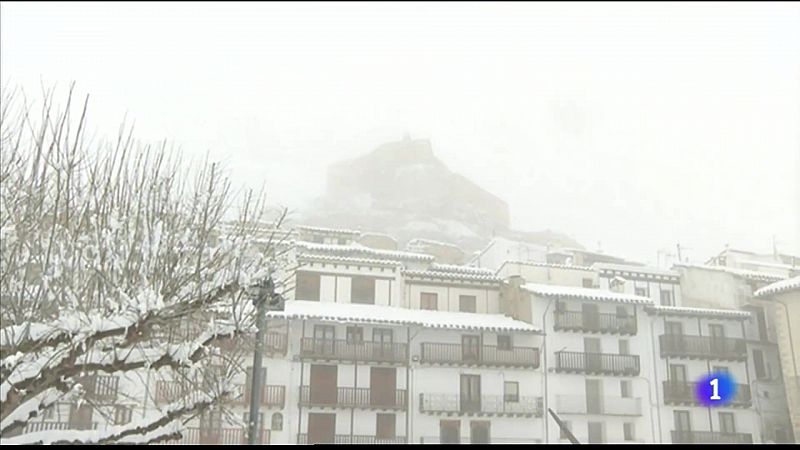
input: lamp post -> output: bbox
[248,268,284,445]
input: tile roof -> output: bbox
[754,276,800,298]
[644,305,752,319]
[673,263,786,283]
[523,283,654,305]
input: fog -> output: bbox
[2,2,798,264]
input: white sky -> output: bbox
[2,2,799,265]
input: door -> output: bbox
[199,410,222,444]
[309,365,337,405]
[669,364,689,400]
[376,414,396,440]
[373,328,393,359]
[370,367,397,407]
[719,412,736,434]
[314,325,335,356]
[462,335,481,362]
[244,366,266,405]
[586,379,603,414]
[587,422,604,443]
[665,321,684,351]
[470,421,490,444]
[440,420,460,444]
[584,337,602,372]
[460,374,481,412]
[709,324,725,353]
[307,413,336,444]
[582,303,600,331]
[68,403,94,430]
[673,410,692,442]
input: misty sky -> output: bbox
[2,2,799,265]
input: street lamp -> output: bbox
[248,269,285,445]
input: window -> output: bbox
[753,349,767,379]
[346,326,363,344]
[587,422,604,443]
[623,423,635,441]
[459,295,477,313]
[616,306,629,317]
[665,322,683,335]
[560,421,572,440]
[43,404,56,420]
[634,286,648,297]
[440,420,460,444]
[271,412,283,431]
[620,380,631,398]
[114,406,132,425]
[504,381,519,402]
[351,276,376,304]
[295,272,321,301]
[618,340,629,355]
[719,412,736,434]
[713,366,729,373]
[337,238,348,245]
[376,413,395,439]
[582,278,594,288]
[421,292,438,311]
[660,290,674,306]
[497,335,512,351]
[373,328,393,345]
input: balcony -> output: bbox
[419,437,542,444]
[299,386,407,410]
[671,430,753,444]
[554,311,637,335]
[300,338,407,364]
[162,427,270,445]
[419,394,543,418]
[663,381,752,408]
[556,395,642,416]
[217,332,288,356]
[554,351,640,376]
[77,374,118,403]
[235,384,286,408]
[297,434,407,444]
[659,335,747,361]
[420,343,540,369]
[24,421,98,433]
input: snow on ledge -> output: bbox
[755,276,800,298]
[523,283,654,305]
[644,305,752,319]
[267,300,540,333]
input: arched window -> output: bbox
[271,412,283,431]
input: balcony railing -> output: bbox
[300,338,407,363]
[663,381,752,407]
[555,395,642,416]
[160,427,270,445]
[419,437,543,444]
[154,380,191,404]
[236,384,286,408]
[299,386,407,410]
[554,311,637,335]
[419,394,543,417]
[420,343,540,368]
[77,375,118,403]
[671,430,753,444]
[555,351,640,376]
[297,434,407,444]
[216,332,288,356]
[23,421,94,433]
[659,335,747,361]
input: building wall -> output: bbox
[405,282,500,314]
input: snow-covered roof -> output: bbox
[295,225,362,236]
[523,283,654,305]
[295,241,435,262]
[429,264,495,277]
[267,300,540,333]
[407,238,462,250]
[754,276,800,298]
[594,262,679,278]
[644,305,752,320]
[674,263,786,283]
[498,260,596,273]
[404,269,502,284]
[297,253,403,268]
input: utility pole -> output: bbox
[248,268,284,445]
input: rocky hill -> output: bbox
[301,136,582,258]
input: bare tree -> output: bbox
[0,84,291,444]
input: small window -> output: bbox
[421,292,438,311]
[660,290,674,306]
[497,335,512,351]
[295,272,321,301]
[114,406,132,425]
[620,380,631,398]
[719,412,736,434]
[351,276,376,304]
[271,412,283,431]
[753,350,767,379]
[619,340,629,355]
[337,238,348,245]
[634,286,648,297]
[459,295,477,313]
[623,423,635,441]
[43,404,56,420]
[582,278,594,288]
[504,381,519,402]
[346,326,364,344]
